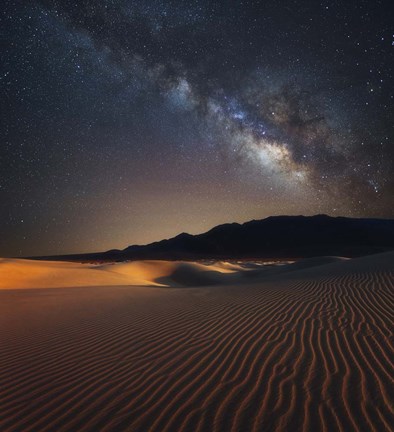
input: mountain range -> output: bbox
[33,215,394,262]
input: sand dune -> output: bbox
[0,257,348,290]
[0,259,245,289]
[0,252,393,431]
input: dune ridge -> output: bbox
[0,252,393,431]
[0,258,257,289]
[0,256,351,290]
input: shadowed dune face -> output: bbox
[0,252,393,431]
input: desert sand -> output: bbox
[0,252,393,431]
[0,258,258,289]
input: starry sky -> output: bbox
[1,0,394,257]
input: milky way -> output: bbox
[1,0,393,256]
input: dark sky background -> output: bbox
[1,0,393,257]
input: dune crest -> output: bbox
[0,259,223,289]
[0,258,278,289]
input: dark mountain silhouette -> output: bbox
[32,215,394,262]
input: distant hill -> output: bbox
[32,215,394,262]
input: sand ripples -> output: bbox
[0,258,393,431]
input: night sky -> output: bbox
[1,0,393,257]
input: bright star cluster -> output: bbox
[1,0,393,256]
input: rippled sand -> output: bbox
[0,252,393,431]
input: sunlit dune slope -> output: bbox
[1,253,392,290]
[0,258,250,289]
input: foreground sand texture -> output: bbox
[0,253,393,431]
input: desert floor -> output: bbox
[0,252,393,431]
